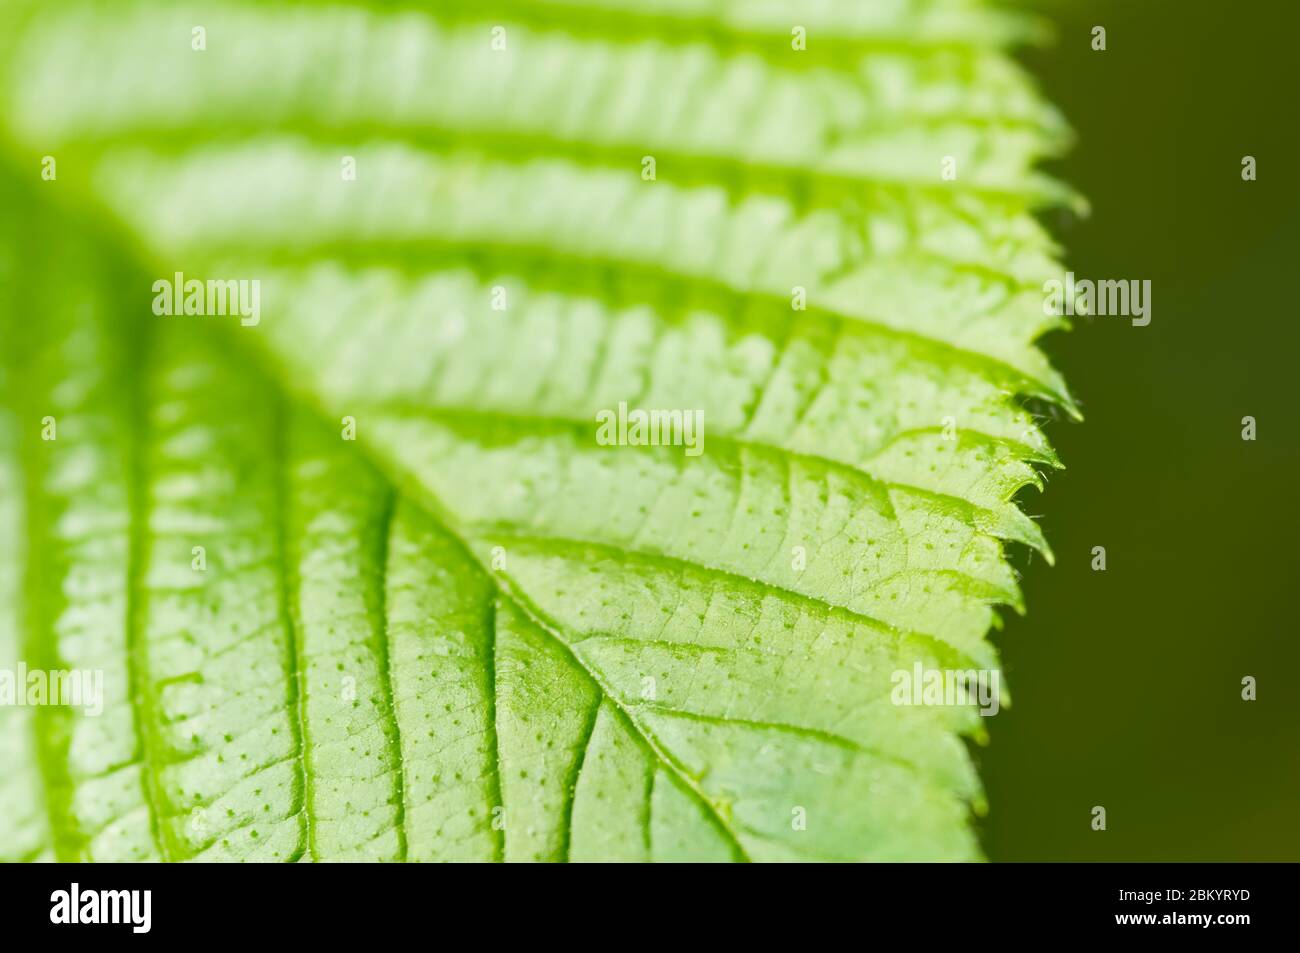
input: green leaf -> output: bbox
[0,0,1072,861]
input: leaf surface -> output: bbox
[0,0,1071,861]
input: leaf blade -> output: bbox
[0,0,1073,861]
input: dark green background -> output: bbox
[978,0,1299,860]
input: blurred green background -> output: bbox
[979,0,1300,860]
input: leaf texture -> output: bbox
[0,0,1072,861]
